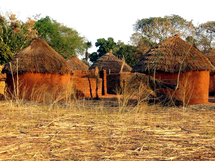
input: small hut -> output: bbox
[2,38,72,100]
[206,48,215,94]
[132,34,214,105]
[89,50,133,94]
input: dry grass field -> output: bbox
[0,98,215,160]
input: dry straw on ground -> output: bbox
[0,99,214,160]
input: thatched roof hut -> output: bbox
[67,55,88,71]
[2,38,72,75]
[132,35,214,105]
[132,34,214,74]
[89,50,132,73]
[2,38,72,101]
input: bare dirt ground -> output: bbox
[0,98,215,160]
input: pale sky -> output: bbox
[1,0,215,53]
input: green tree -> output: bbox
[0,13,37,55]
[134,15,195,42]
[90,37,139,67]
[115,44,137,67]
[186,36,196,45]
[89,37,117,62]
[84,41,92,62]
[196,21,215,53]
[130,33,158,55]
[0,41,13,65]
[89,52,99,63]
[96,37,117,56]
[34,16,86,59]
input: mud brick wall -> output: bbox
[72,70,88,77]
[70,75,102,98]
[155,71,210,105]
[6,73,71,101]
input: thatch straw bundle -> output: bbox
[2,38,72,75]
[132,35,214,74]
[67,55,88,71]
[89,51,132,73]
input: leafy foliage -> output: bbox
[0,41,13,65]
[133,14,215,55]
[34,16,86,59]
[96,37,117,57]
[115,44,137,67]
[90,37,138,67]
[186,36,197,45]
[89,37,117,62]
[89,52,99,63]
[134,15,195,42]
[130,33,158,55]
[0,13,37,55]
[84,41,92,63]
[195,21,215,53]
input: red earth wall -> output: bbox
[6,73,71,101]
[155,71,210,105]
[70,75,102,98]
[71,70,105,97]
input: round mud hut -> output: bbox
[89,50,133,94]
[206,48,215,95]
[67,55,88,71]
[132,34,214,105]
[2,38,72,101]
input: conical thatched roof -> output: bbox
[132,35,214,74]
[89,50,132,73]
[2,38,72,75]
[67,55,88,71]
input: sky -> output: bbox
[1,0,215,54]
